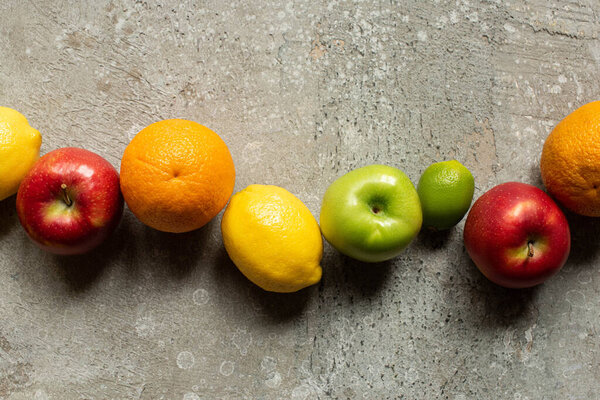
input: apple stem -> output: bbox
[61,184,73,207]
[527,241,534,258]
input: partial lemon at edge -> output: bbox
[0,107,42,201]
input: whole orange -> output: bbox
[540,101,600,217]
[120,119,235,233]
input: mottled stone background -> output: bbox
[1,0,600,399]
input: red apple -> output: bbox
[463,182,570,288]
[16,147,123,255]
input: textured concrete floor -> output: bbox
[1,0,600,399]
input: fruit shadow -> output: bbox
[416,227,454,251]
[563,209,600,267]
[212,247,312,322]
[332,251,394,297]
[138,216,215,281]
[53,214,133,294]
[0,195,19,239]
[460,256,538,329]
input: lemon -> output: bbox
[0,107,42,201]
[221,184,323,293]
[417,160,474,231]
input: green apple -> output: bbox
[320,164,422,262]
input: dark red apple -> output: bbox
[463,182,570,288]
[16,147,123,255]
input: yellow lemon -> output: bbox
[0,107,42,201]
[221,184,323,293]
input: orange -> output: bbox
[540,101,600,216]
[120,119,235,233]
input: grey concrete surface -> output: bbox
[1,0,600,399]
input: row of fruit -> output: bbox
[1,102,599,292]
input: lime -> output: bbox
[417,160,474,231]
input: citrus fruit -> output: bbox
[221,185,323,293]
[120,119,235,233]
[0,107,42,201]
[540,101,600,216]
[417,160,474,230]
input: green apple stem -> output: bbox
[527,241,534,258]
[61,184,73,207]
